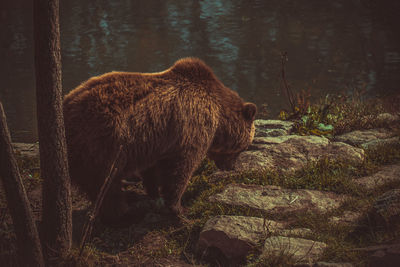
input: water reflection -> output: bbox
[0,0,399,142]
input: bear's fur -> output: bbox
[63,58,257,225]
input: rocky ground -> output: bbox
[8,113,400,266]
[196,117,400,266]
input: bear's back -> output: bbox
[64,58,224,110]
[64,72,167,110]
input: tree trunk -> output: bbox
[33,0,72,260]
[0,102,45,267]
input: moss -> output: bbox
[0,153,43,266]
[246,252,297,267]
[2,101,400,266]
[180,140,400,266]
[365,142,400,166]
[278,91,399,137]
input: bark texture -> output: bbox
[0,102,45,266]
[33,0,72,259]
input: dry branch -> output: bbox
[79,145,123,256]
[0,102,45,266]
[280,52,296,112]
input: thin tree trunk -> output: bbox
[0,102,45,267]
[33,0,72,259]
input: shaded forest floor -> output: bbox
[2,139,400,267]
[1,92,400,266]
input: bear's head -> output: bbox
[208,102,257,171]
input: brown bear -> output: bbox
[63,57,257,226]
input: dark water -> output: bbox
[1,0,399,142]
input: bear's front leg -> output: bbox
[141,167,161,199]
[98,180,133,226]
[158,149,206,216]
[98,177,148,227]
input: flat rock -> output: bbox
[230,135,364,174]
[354,242,400,267]
[376,113,400,124]
[209,184,346,215]
[197,215,314,260]
[361,136,400,150]
[370,189,400,228]
[353,164,400,189]
[334,128,395,147]
[262,236,327,263]
[12,142,39,158]
[254,119,294,137]
[295,262,354,267]
[197,215,286,259]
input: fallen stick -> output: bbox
[79,145,123,256]
[0,102,45,266]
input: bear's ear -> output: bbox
[243,102,257,121]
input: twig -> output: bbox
[289,195,299,204]
[295,240,316,263]
[0,207,7,224]
[262,216,273,238]
[79,145,123,256]
[280,52,296,113]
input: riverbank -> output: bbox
[2,112,400,266]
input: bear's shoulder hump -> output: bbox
[170,57,217,81]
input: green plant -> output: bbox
[278,89,397,137]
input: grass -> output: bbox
[276,90,400,137]
[179,142,400,266]
[4,142,400,266]
[1,93,400,266]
